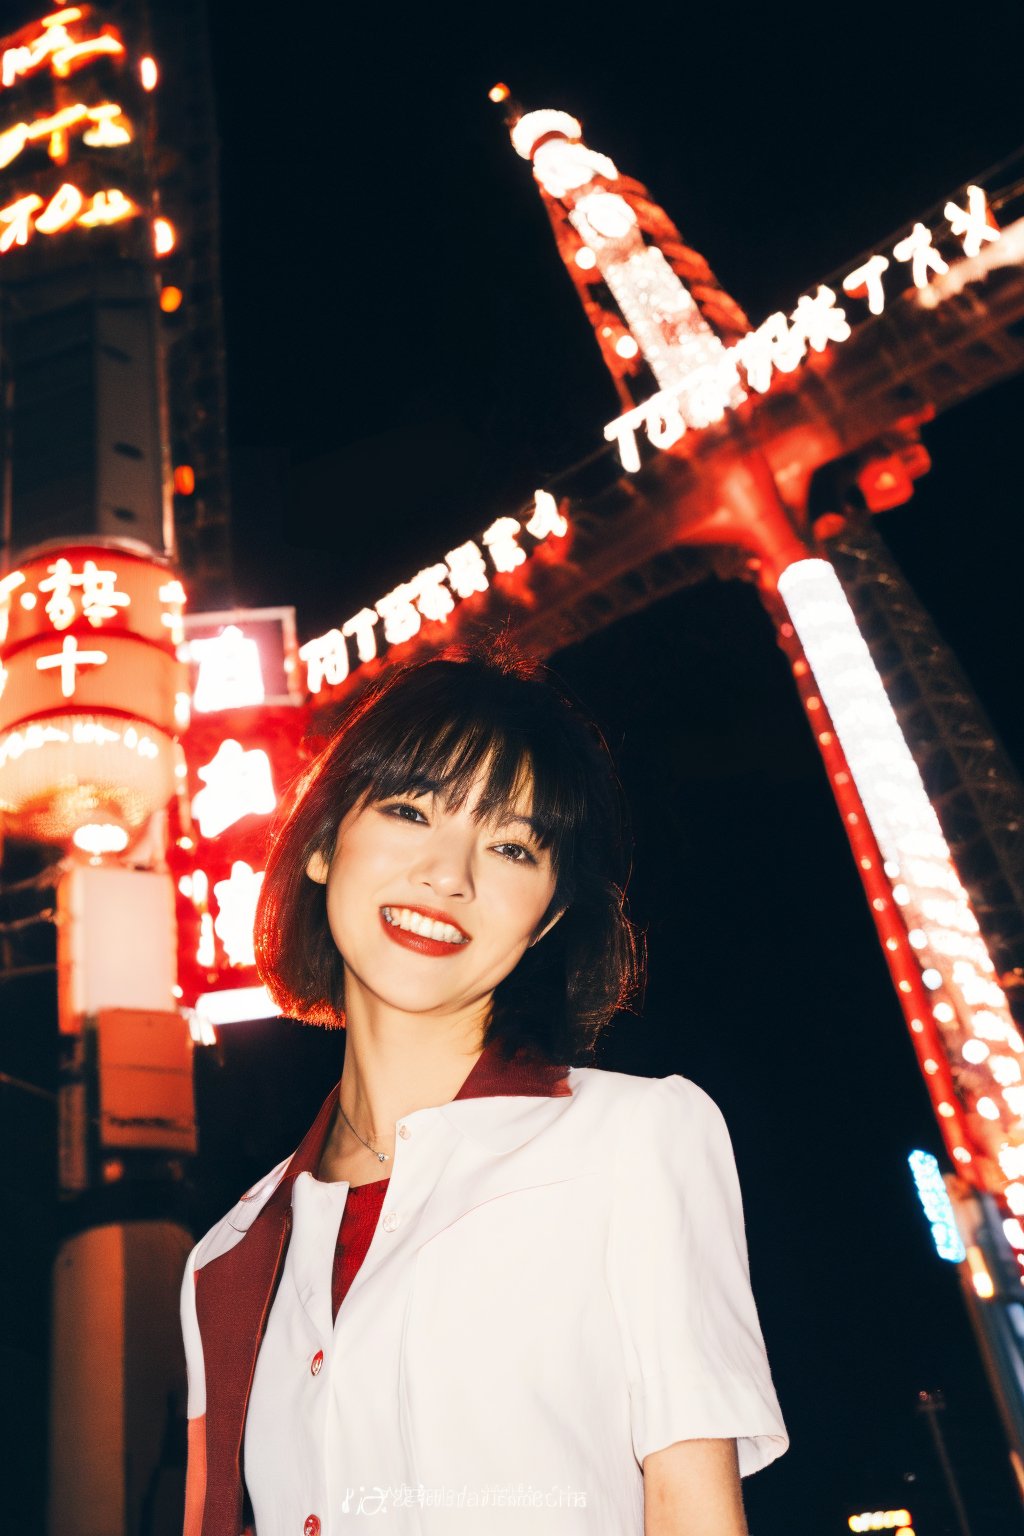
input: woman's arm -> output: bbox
[643,1437,748,1536]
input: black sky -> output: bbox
[200,3,1024,1530]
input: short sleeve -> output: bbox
[605,1074,789,1476]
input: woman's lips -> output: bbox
[379,909,470,957]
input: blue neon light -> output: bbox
[908,1149,967,1263]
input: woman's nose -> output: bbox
[412,829,475,900]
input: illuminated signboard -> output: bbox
[0,6,160,258]
[0,543,188,847]
[298,489,569,697]
[171,606,308,1024]
[602,186,1001,472]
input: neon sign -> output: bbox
[0,184,136,253]
[1,8,124,92]
[191,739,277,838]
[0,100,132,172]
[299,490,569,696]
[602,187,1001,472]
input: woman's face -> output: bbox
[305,761,563,1021]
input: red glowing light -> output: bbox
[160,285,183,313]
[174,465,195,496]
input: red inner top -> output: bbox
[325,1041,571,1321]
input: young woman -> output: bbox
[180,638,788,1536]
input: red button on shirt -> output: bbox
[310,1349,324,1376]
[303,1517,320,1536]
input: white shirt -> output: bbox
[181,1065,788,1534]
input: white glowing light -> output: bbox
[526,489,568,540]
[153,217,175,256]
[193,985,279,1026]
[778,557,1024,1174]
[574,246,597,270]
[445,541,490,599]
[412,564,456,623]
[893,222,949,289]
[0,569,25,643]
[842,254,890,316]
[532,139,618,197]
[482,517,526,573]
[212,861,264,968]
[1004,1218,1024,1251]
[376,580,422,645]
[944,185,999,258]
[789,285,852,352]
[1005,1183,1024,1215]
[339,609,376,663]
[140,55,158,91]
[192,739,277,839]
[73,821,130,855]
[510,110,582,160]
[572,191,637,242]
[615,334,640,359]
[37,557,130,630]
[34,182,83,233]
[188,625,265,712]
[299,628,349,693]
[36,634,108,696]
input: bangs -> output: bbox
[354,710,586,864]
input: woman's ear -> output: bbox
[306,849,330,885]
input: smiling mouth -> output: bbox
[380,906,471,945]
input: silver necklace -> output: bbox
[338,1100,390,1163]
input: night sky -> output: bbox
[194,4,1024,1531]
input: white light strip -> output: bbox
[192,985,279,1026]
[778,558,1024,1182]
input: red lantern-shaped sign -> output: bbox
[0,539,188,851]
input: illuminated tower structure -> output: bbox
[503,97,1024,1488]
[0,6,234,1531]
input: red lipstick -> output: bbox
[379,906,470,957]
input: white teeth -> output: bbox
[383,908,467,944]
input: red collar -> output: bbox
[287,1038,572,1182]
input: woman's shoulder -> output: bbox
[188,1150,295,1272]
[566,1064,730,1158]
[568,1063,724,1118]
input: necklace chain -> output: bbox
[338,1100,390,1163]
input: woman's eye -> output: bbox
[384,801,426,822]
[495,843,535,865]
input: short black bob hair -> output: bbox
[254,634,645,1065]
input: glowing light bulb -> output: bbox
[488,82,510,103]
[922,968,942,990]
[962,1039,990,1064]
[977,1097,1000,1120]
[140,56,158,90]
[967,1245,995,1297]
[160,285,182,313]
[574,246,597,270]
[615,334,639,359]
[153,216,175,256]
